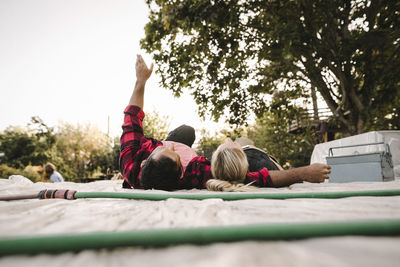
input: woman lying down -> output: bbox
[207,138,331,192]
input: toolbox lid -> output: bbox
[326,152,383,165]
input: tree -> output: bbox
[247,111,317,168]
[195,127,248,159]
[142,111,171,139]
[141,0,400,135]
[55,122,113,180]
[195,129,225,159]
[0,117,55,168]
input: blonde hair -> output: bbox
[209,144,255,192]
[206,179,257,192]
[211,146,248,183]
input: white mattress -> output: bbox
[1,175,400,267]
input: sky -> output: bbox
[0,0,225,138]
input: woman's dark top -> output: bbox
[243,147,280,172]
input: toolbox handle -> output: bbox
[328,142,391,157]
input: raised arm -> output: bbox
[129,54,154,109]
[120,54,156,189]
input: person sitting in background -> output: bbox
[44,163,64,183]
[207,138,331,191]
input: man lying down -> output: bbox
[119,55,331,192]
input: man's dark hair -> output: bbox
[140,156,181,191]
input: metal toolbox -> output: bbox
[326,142,395,183]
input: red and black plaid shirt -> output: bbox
[119,105,273,189]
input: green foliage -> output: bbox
[0,117,55,168]
[247,112,317,168]
[55,122,114,180]
[21,165,42,183]
[143,111,171,139]
[111,136,121,173]
[195,129,225,159]
[142,0,400,135]
[0,164,43,182]
[0,164,22,178]
[0,117,121,182]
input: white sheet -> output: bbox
[1,175,400,267]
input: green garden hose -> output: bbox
[73,189,400,201]
[2,189,400,201]
[0,219,399,256]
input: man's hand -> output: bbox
[129,54,154,108]
[136,54,153,83]
[301,163,331,183]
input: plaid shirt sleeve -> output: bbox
[119,105,162,189]
[179,156,213,189]
[245,168,274,187]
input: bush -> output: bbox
[195,129,225,159]
[0,164,22,178]
[0,164,44,182]
[22,165,43,182]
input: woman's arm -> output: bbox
[269,163,331,187]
